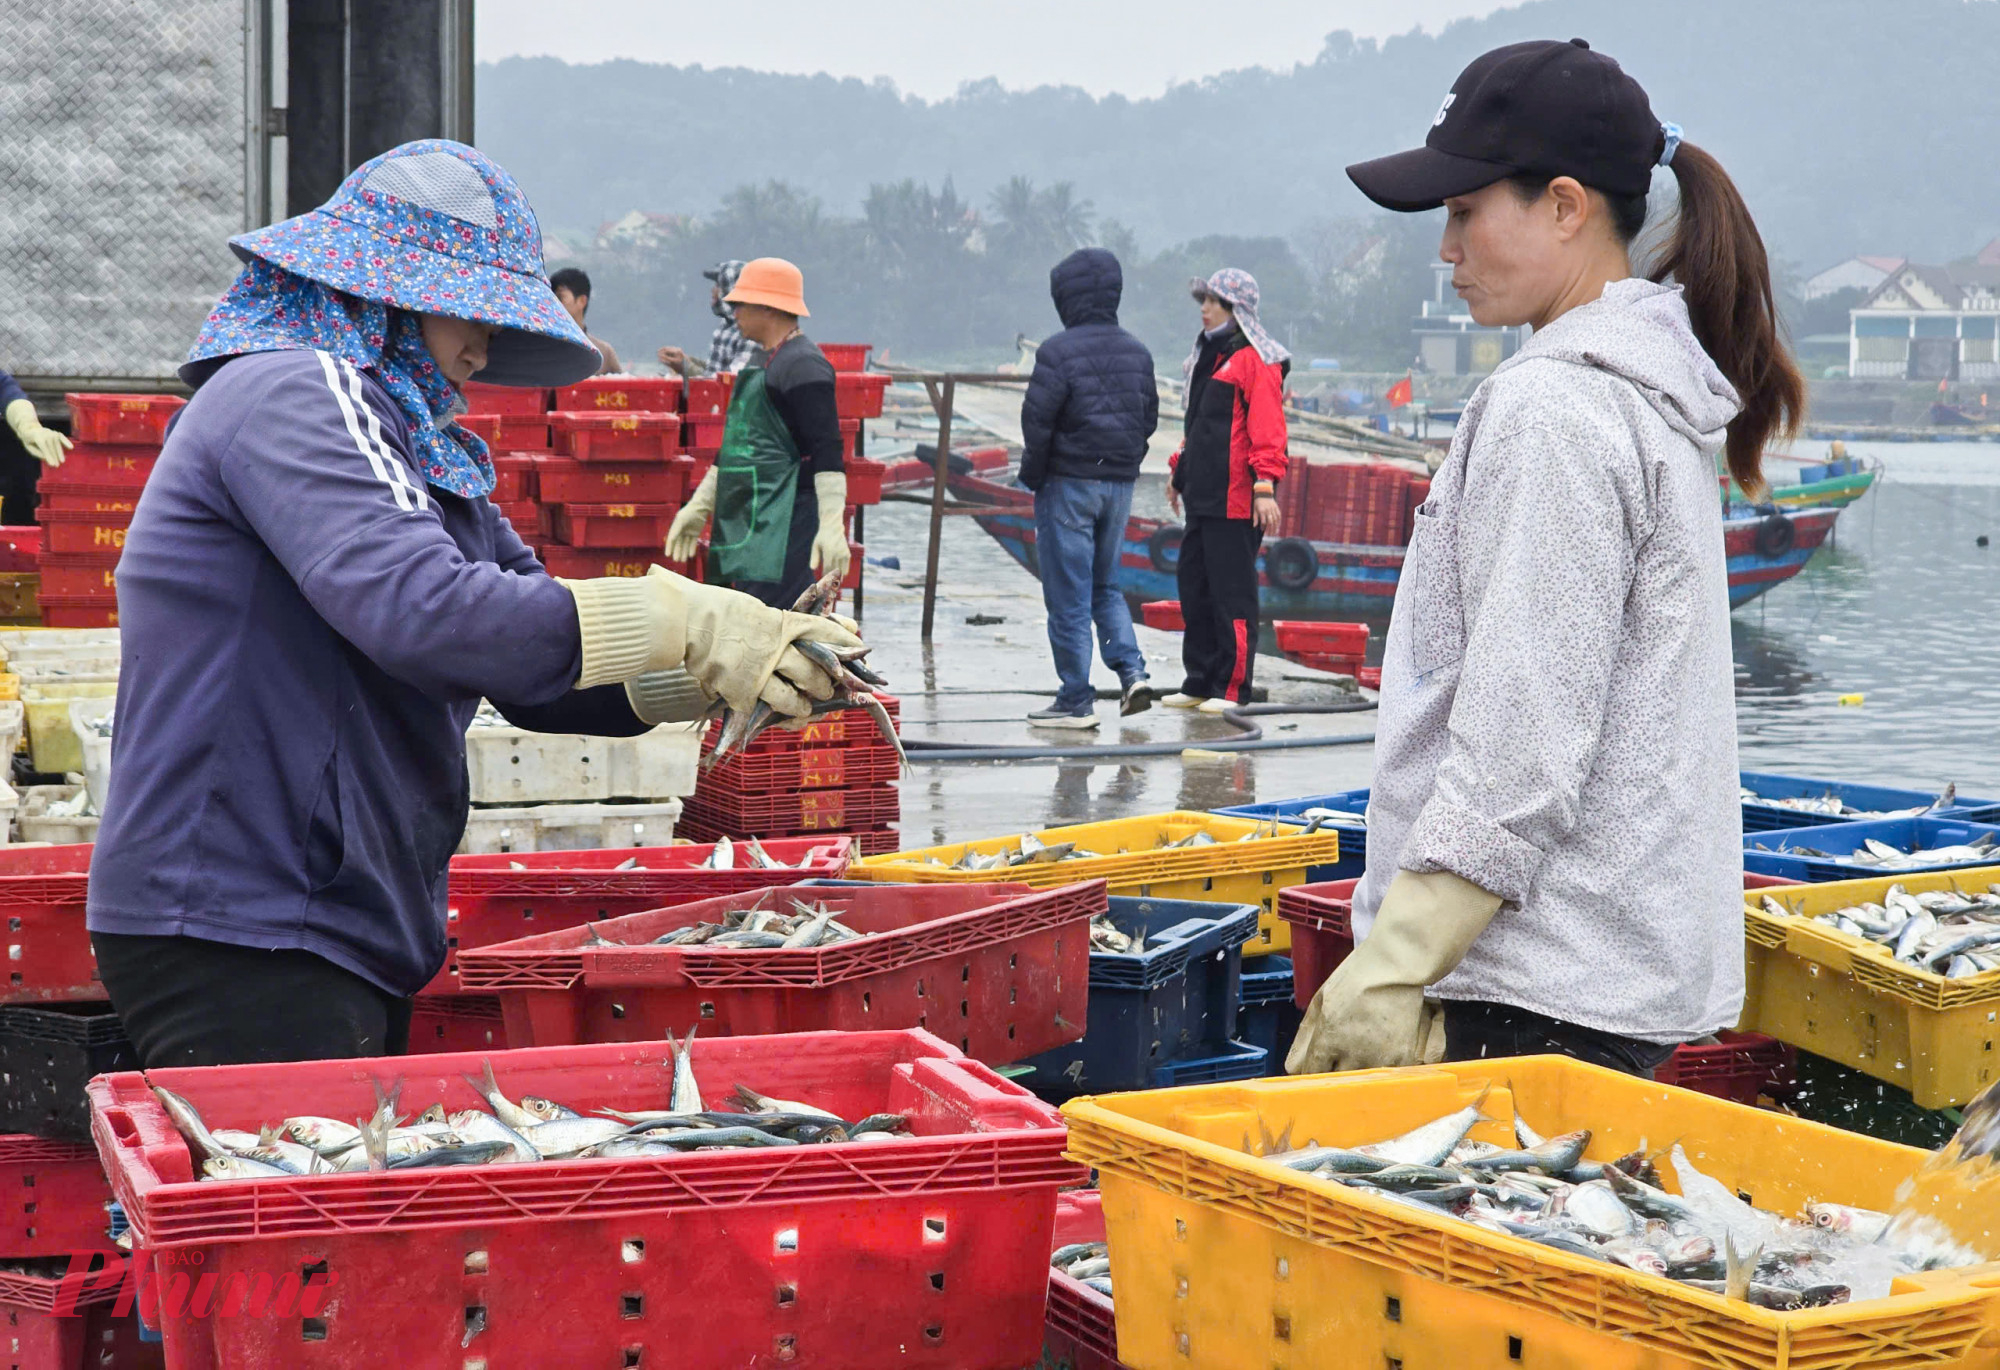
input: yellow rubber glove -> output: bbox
[566,567,862,717]
[5,400,70,468]
[1284,869,1503,1075]
[666,467,717,562]
[810,471,850,584]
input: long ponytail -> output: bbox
[1647,143,1804,498]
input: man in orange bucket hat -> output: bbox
[667,257,850,605]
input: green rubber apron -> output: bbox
[707,366,799,585]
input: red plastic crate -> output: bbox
[840,417,861,460]
[0,526,40,571]
[684,412,727,454]
[406,994,509,1053]
[1139,601,1184,632]
[0,847,97,1003]
[1273,621,1368,658]
[34,556,119,599]
[703,742,903,794]
[847,458,886,505]
[835,372,892,420]
[551,411,680,462]
[460,380,550,416]
[455,411,551,451]
[683,377,730,417]
[550,503,676,548]
[1652,1031,1797,1105]
[87,1032,1084,1370]
[1289,651,1364,677]
[489,455,536,503]
[34,509,131,556]
[701,694,900,756]
[819,343,872,373]
[1277,878,1358,1012]
[0,1134,114,1259]
[459,882,1101,1063]
[1047,1190,1126,1370]
[63,394,183,447]
[433,837,853,995]
[0,1259,159,1370]
[492,500,546,538]
[535,545,657,579]
[1357,666,1382,690]
[34,447,156,490]
[32,488,137,516]
[36,599,119,628]
[682,782,900,834]
[533,455,688,505]
[554,376,682,413]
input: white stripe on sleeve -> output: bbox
[312,351,417,514]
[338,357,429,513]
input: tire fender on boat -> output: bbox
[1265,537,1320,591]
[1753,509,1796,559]
[1147,524,1184,572]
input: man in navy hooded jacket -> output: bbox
[1018,247,1159,727]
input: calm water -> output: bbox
[1734,441,2000,793]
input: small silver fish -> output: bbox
[670,1026,704,1113]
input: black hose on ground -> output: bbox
[899,700,1377,763]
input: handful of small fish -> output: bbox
[585,897,867,950]
[1050,1242,1112,1300]
[705,570,905,773]
[149,1030,914,1194]
[1740,782,1956,822]
[927,820,1318,873]
[1753,833,1999,872]
[1088,916,1143,955]
[1255,1095,1981,1306]
[1762,882,2000,978]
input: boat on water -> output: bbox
[944,467,1843,614]
[1728,449,1879,513]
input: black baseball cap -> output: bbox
[1347,39,1666,213]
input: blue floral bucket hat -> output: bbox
[221,139,598,388]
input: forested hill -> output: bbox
[480,0,2000,271]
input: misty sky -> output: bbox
[476,0,1512,100]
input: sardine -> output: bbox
[1354,1093,1489,1168]
[670,1027,704,1113]
[464,1060,542,1133]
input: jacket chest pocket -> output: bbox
[1408,504,1465,675]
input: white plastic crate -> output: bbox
[70,696,113,817]
[463,718,699,804]
[456,798,683,853]
[18,784,97,845]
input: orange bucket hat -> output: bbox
[723,257,810,317]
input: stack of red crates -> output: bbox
[36,394,185,627]
[680,694,902,855]
[1290,461,1421,549]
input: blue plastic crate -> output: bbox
[1214,789,1370,882]
[1148,1038,1267,1087]
[1743,815,2000,882]
[1236,955,1302,1075]
[1739,770,1997,833]
[1013,896,1260,1100]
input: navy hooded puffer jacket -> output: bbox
[1017,248,1159,490]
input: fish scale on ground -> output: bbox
[1762,882,2000,977]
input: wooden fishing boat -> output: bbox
[947,468,1842,614]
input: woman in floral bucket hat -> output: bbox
[85,140,860,1069]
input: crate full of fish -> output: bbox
[1062,1057,2000,1370]
[1012,897,1257,1099]
[434,836,852,994]
[88,1030,1083,1370]
[1046,1189,1127,1370]
[1743,868,2000,1108]
[457,880,1103,1063]
[1739,772,1997,832]
[850,812,1344,958]
[1214,791,1368,888]
[1744,816,2000,883]
[0,845,97,1003]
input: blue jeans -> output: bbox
[1034,475,1146,710]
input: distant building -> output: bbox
[1411,263,1526,376]
[1848,256,2000,381]
[593,211,688,252]
[1802,255,1903,301]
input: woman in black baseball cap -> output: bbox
[1289,39,1803,1080]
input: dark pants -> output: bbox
[733,482,821,609]
[1177,515,1262,703]
[1441,1000,1677,1078]
[91,932,412,1069]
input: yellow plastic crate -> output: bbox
[1062,1058,2000,1370]
[1742,865,2000,1109]
[848,811,1341,955]
[20,681,117,774]
[0,672,16,702]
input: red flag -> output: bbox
[1938,378,1949,394]
[1385,374,1414,409]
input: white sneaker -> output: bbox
[1026,705,1101,729]
[1160,693,1206,709]
[1196,697,1237,714]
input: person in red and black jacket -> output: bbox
[1164,268,1291,712]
